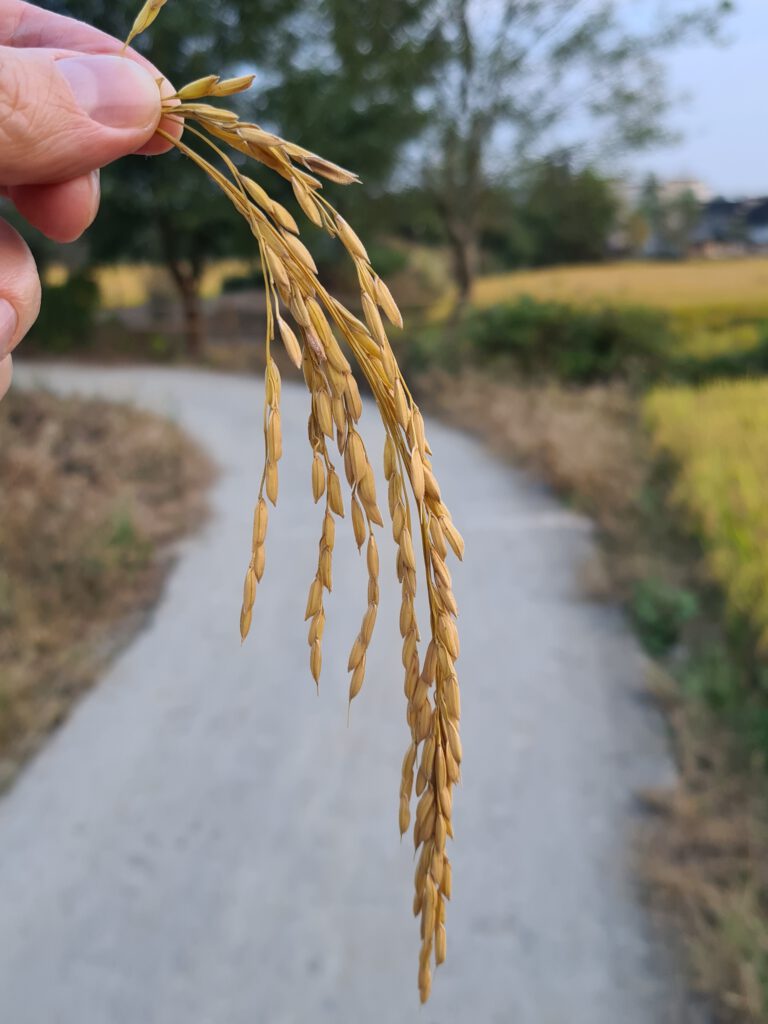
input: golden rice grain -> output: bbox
[211,74,256,97]
[177,74,219,101]
[124,0,166,47]
[311,454,325,502]
[277,317,302,368]
[351,495,367,550]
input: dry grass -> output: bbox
[418,368,644,533]
[0,390,211,789]
[417,370,673,604]
[639,667,768,1023]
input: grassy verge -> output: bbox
[639,664,768,1023]
[0,390,212,790]
[416,367,768,1023]
[416,368,640,511]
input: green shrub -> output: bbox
[220,268,264,292]
[364,243,408,279]
[28,272,99,353]
[462,296,672,383]
[681,645,744,711]
[630,577,699,656]
[680,644,768,758]
[667,328,768,384]
[673,322,762,360]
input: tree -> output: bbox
[419,0,732,304]
[47,0,445,352]
[255,0,445,229]
[665,189,702,258]
[636,174,701,258]
[85,152,251,356]
[45,0,301,353]
[637,174,665,256]
[520,158,618,266]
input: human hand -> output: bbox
[0,0,179,398]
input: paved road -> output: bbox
[2,365,688,1023]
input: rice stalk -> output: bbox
[126,8,464,1002]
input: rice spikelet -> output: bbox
[126,3,464,1002]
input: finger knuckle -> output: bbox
[0,56,22,136]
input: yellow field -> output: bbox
[44,259,252,309]
[469,259,768,317]
[51,255,768,320]
[645,380,768,646]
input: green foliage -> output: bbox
[258,0,444,226]
[681,644,744,711]
[419,0,729,295]
[27,273,99,353]
[220,269,265,294]
[46,0,295,347]
[365,244,409,279]
[46,0,444,351]
[634,174,702,258]
[679,644,768,759]
[308,239,410,292]
[674,323,762,359]
[460,297,672,383]
[147,334,174,360]
[517,161,618,267]
[479,162,618,271]
[407,294,768,389]
[107,509,152,569]
[630,577,699,656]
[667,328,768,384]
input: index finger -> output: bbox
[1,0,180,154]
[4,0,142,59]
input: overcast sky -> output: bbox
[631,0,767,197]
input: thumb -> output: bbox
[0,49,163,187]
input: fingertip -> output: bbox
[0,220,42,356]
[8,172,100,243]
[135,78,182,156]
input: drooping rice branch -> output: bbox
[133,26,463,1001]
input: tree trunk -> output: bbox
[158,220,205,357]
[447,225,478,309]
[440,215,479,317]
[175,270,204,358]
[432,192,479,312]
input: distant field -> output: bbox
[48,256,768,335]
[470,259,768,318]
[45,259,252,310]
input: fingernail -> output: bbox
[57,55,161,130]
[0,355,12,401]
[89,169,101,224]
[0,299,18,356]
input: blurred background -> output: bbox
[4,0,768,1021]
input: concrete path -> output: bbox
[1,364,687,1023]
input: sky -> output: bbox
[632,0,768,197]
